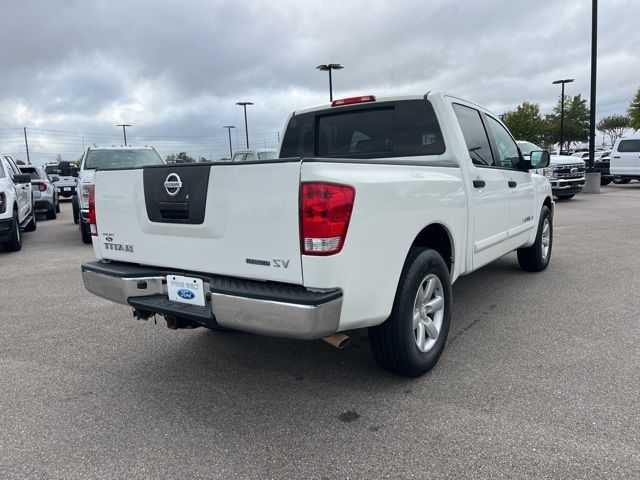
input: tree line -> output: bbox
[504,87,640,150]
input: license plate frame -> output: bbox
[63,187,71,191]
[167,275,206,306]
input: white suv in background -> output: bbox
[230,148,278,162]
[610,135,640,184]
[74,146,165,243]
[0,155,36,252]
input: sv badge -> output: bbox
[272,259,290,268]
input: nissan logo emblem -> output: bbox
[164,173,182,196]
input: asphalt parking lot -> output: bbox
[2,186,640,479]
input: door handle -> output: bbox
[613,156,621,159]
[508,180,517,188]
[473,179,486,188]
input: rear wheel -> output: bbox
[80,222,92,244]
[555,194,574,200]
[613,176,631,184]
[517,206,552,272]
[46,203,57,220]
[55,199,60,213]
[72,196,79,224]
[1,213,22,252]
[601,177,612,186]
[24,208,37,232]
[369,248,451,377]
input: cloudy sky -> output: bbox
[0,0,638,164]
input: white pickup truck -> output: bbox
[82,92,553,377]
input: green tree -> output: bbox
[176,152,195,163]
[597,114,631,147]
[543,94,590,151]
[628,87,640,132]
[503,101,545,144]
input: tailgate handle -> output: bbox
[158,201,189,220]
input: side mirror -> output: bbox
[13,173,32,184]
[530,150,550,168]
[50,176,60,182]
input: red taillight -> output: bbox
[300,182,355,255]
[331,95,376,107]
[88,184,97,236]
[38,181,47,192]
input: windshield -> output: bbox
[516,141,540,156]
[257,151,277,160]
[84,149,164,169]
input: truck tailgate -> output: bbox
[93,161,304,284]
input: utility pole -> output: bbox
[82,136,85,151]
[588,0,598,170]
[236,102,253,149]
[23,127,31,165]
[116,124,131,146]
[223,125,236,159]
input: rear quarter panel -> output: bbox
[301,161,466,330]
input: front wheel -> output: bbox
[601,177,612,186]
[517,206,552,272]
[24,209,37,232]
[555,194,574,200]
[368,248,452,377]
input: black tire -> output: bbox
[600,177,612,186]
[72,196,79,224]
[368,248,452,377]
[612,176,631,184]
[55,200,60,213]
[1,213,22,252]
[517,206,552,272]
[555,194,574,200]
[46,203,57,220]
[80,222,92,244]
[24,209,37,232]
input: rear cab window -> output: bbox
[617,140,640,152]
[84,149,164,170]
[280,100,446,159]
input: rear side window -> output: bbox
[618,140,640,152]
[280,100,445,159]
[453,103,494,167]
[45,165,58,175]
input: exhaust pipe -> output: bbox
[322,333,351,349]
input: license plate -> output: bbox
[167,275,205,306]
[63,187,71,191]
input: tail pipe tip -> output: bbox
[322,333,351,349]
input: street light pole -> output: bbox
[552,79,574,154]
[588,0,598,170]
[116,124,131,146]
[316,64,343,102]
[223,125,236,159]
[236,102,253,149]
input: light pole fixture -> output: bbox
[552,79,574,154]
[223,125,236,159]
[588,0,598,170]
[316,63,343,102]
[236,102,253,149]
[116,124,131,146]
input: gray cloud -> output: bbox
[0,0,638,163]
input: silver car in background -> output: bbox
[19,165,60,220]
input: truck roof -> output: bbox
[87,145,156,150]
[291,91,491,117]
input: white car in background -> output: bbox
[230,148,278,162]
[518,141,585,200]
[0,155,36,251]
[610,135,640,184]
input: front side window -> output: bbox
[244,153,256,161]
[0,161,5,178]
[84,149,164,170]
[231,153,246,162]
[452,104,494,167]
[486,116,521,168]
[618,139,640,153]
[516,141,540,156]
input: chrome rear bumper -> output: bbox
[81,262,342,340]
